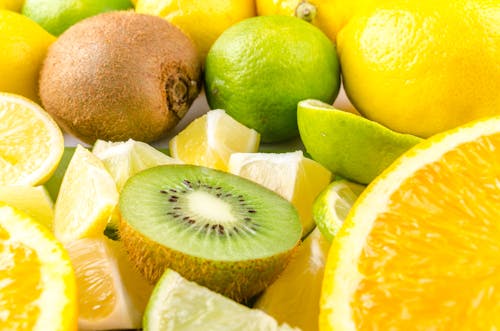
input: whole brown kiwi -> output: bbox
[39,11,201,144]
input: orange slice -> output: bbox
[0,203,77,330]
[320,116,500,330]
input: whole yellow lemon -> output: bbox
[337,0,500,137]
[256,0,385,42]
[135,0,255,62]
[0,10,55,102]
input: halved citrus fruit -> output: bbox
[0,92,64,186]
[0,203,77,330]
[320,116,500,330]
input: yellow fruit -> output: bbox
[65,237,153,330]
[228,150,331,235]
[0,203,77,330]
[92,138,181,192]
[256,0,383,42]
[0,10,55,101]
[135,0,255,62]
[255,228,331,331]
[337,0,500,137]
[320,116,500,330]
[0,0,24,11]
[0,185,53,229]
[53,145,119,244]
[169,109,260,171]
[0,92,64,186]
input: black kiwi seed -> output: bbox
[118,164,302,302]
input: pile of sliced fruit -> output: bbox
[1,88,500,330]
[1,0,499,330]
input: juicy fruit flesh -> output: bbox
[120,165,302,261]
[144,269,299,331]
[0,224,42,329]
[119,164,302,301]
[0,93,64,186]
[169,109,260,171]
[0,204,77,331]
[69,239,117,320]
[353,133,500,329]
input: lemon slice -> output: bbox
[0,185,53,229]
[65,237,153,330]
[169,109,260,171]
[228,150,332,235]
[53,145,118,244]
[312,178,365,242]
[0,203,77,330]
[255,228,331,331]
[0,92,64,186]
[143,268,300,331]
[321,116,500,330]
[92,138,181,192]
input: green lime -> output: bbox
[22,0,133,36]
[297,99,423,184]
[313,178,365,242]
[205,15,340,143]
[143,268,300,330]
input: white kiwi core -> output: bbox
[186,191,237,224]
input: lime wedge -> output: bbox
[313,179,365,242]
[143,269,300,331]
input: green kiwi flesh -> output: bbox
[118,164,302,302]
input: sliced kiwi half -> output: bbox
[118,164,302,303]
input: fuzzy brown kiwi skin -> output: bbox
[118,215,300,304]
[39,11,201,144]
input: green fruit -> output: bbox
[22,0,133,36]
[297,99,423,184]
[118,164,302,303]
[143,268,300,331]
[39,11,201,144]
[205,15,340,143]
[312,178,365,242]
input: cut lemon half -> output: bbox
[53,145,119,244]
[0,203,77,331]
[169,109,260,171]
[255,228,331,331]
[143,268,300,331]
[313,178,365,242]
[229,150,332,235]
[92,138,181,192]
[66,237,153,330]
[0,92,64,186]
[320,116,500,330]
[0,185,53,230]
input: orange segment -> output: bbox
[320,116,500,330]
[0,203,77,331]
